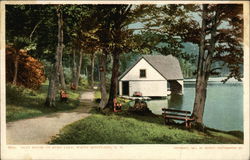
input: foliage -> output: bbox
[78,77,89,89]
[180,4,243,81]
[6,82,80,122]
[49,114,243,144]
[187,4,243,124]
[179,58,196,78]
[6,45,46,89]
[63,67,72,84]
[127,5,198,78]
[40,59,52,79]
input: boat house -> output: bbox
[118,55,184,97]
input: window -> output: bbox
[140,69,146,78]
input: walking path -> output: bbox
[6,91,95,144]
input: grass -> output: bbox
[6,82,81,122]
[49,114,243,144]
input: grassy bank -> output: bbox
[6,82,81,122]
[50,113,243,144]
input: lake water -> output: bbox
[129,81,243,131]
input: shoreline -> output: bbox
[184,76,243,83]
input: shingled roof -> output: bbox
[119,55,183,80]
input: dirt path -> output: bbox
[6,91,95,144]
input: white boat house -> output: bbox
[118,55,184,97]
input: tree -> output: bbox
[92,6,114,108]
[97,5,176,110]
[63,5,99,90]
[97,51,108,108]
[11,37,30,85]
[75,5,133,109]
[6,45,46,89]
[45,6,64,107]
[71,40,82,89]
[100,5,136,110]
[88,52,95,88]
[59,44,66,89]
[79,30,100,89]
[191,4,243,126]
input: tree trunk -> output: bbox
[102,7,130,110]
[45,70,58,107]
[76,51,83,88]
[45,7,64,107]
[71,47,77,87]
[59,59,66,89]
[71,44,83,90]
[71,49,76,76]
[75,50,83,89]
[192,4,208,125]
[98,53,108,108]
[58,9,65,90]
[192,76,208,124]
[12,50,19,85]
[105,48,121,110]
[88,53,95,88]
[192,4,217,127]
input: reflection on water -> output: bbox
[168,94,183,110]
[129,81,243,131]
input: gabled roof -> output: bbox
[119,55,184,80]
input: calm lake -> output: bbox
[129,80,243,131]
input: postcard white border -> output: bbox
[1,1,249,160]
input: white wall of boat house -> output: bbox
[119,58,171,97]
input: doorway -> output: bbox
[122,81,129,95]
[168,80,182,94]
